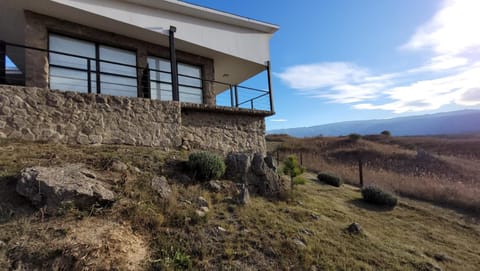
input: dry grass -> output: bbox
[1,139,480,270]
[268,134,480,213]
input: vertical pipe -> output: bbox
[229,85,234,107]
[95,45,101,94]
[169,26,179,101]
[266,61,274,113]
[0,41,6,84]
[234,85,239,107]
[87,60,91,94]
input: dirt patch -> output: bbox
[7,218,148,271]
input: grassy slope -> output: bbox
[0,139,479,270]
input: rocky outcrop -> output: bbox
[151,176,172,200]
[16,164,115,213]
[225,153,289,198]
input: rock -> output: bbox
[0,240,6,249]
[224,153,253,181]
[292,239,307,249]
[225,153,290,198]
[17,164,115,214]
[264,155,277,170]
[196,196,209,208]
[199,206,209,213]
[347,223,363,234]
[110,160,128,172]
[151,176,172,200]
[206,180,222,192]
[237,184,250,205]
[195,210,207,218]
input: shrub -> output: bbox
[293,176,307,185]
[187,152,225,182]
[348,133,362,142]
[317,173,343,187]
[282,155,305,189]
[361,186,398,207]
[380,130,391,136]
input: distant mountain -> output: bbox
[268,110,480,137]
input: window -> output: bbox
[148,56,203,103]
[49,34,95,93]
[49,34,137,97]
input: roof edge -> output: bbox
[119,0,279,34]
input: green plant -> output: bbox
[348,133,362,142]
[317,173,343,187]
[293,176,307,185]
[282,155,305,189]
[361,186,398,207]
[380,130,391,136]
[187,152,226,182]
[173,251,192,270]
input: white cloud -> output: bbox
[402,0,480,56]
[275,62,368,90]
[277,0,480,113]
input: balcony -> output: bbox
[0,40,274,114]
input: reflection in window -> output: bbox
[148,56,202,103]
[49,34,95,93]
[48,34,137,97]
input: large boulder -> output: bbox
[225,153,289,198]
[150,176,172,200]
[17,164,115,214]
[224,153,253,181]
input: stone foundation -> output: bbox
[0,85,269,154]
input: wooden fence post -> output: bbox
[358,159,364,187]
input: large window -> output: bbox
[148,56,203,103]
[49,34,137,97]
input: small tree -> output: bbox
[282,155,305,189]
[348,133,362,142]
[380,130,391,136]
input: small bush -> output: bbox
[380,130,391,136]
[361,186,398,207]
[348,133,362,142]
[317,173,343,187]
[187,152,226,182]
[293,176,307,185]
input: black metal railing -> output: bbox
[0,40,274,112]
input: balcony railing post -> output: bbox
[234,85,239,107]
[0,40,6,84]
[229,85,234,107]
[87,60,91,93]
[169,26,179,101]
[95,45,101,94]
[267,60,274,113]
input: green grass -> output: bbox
[0,140,479,270]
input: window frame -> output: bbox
[147,55,204,104]
[47,32,139,97]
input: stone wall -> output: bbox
[181,104,267,154]
[0,85,269,154]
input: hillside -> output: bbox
[268,109,480,137]
[0,139,479,270]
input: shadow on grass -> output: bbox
[0,175,36,224]
[347,198,396,212]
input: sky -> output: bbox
[184,0,480,131]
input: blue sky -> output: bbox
[185,0,480,130]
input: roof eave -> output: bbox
[120,0,279,34]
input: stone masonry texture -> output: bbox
[0,85,268,154]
